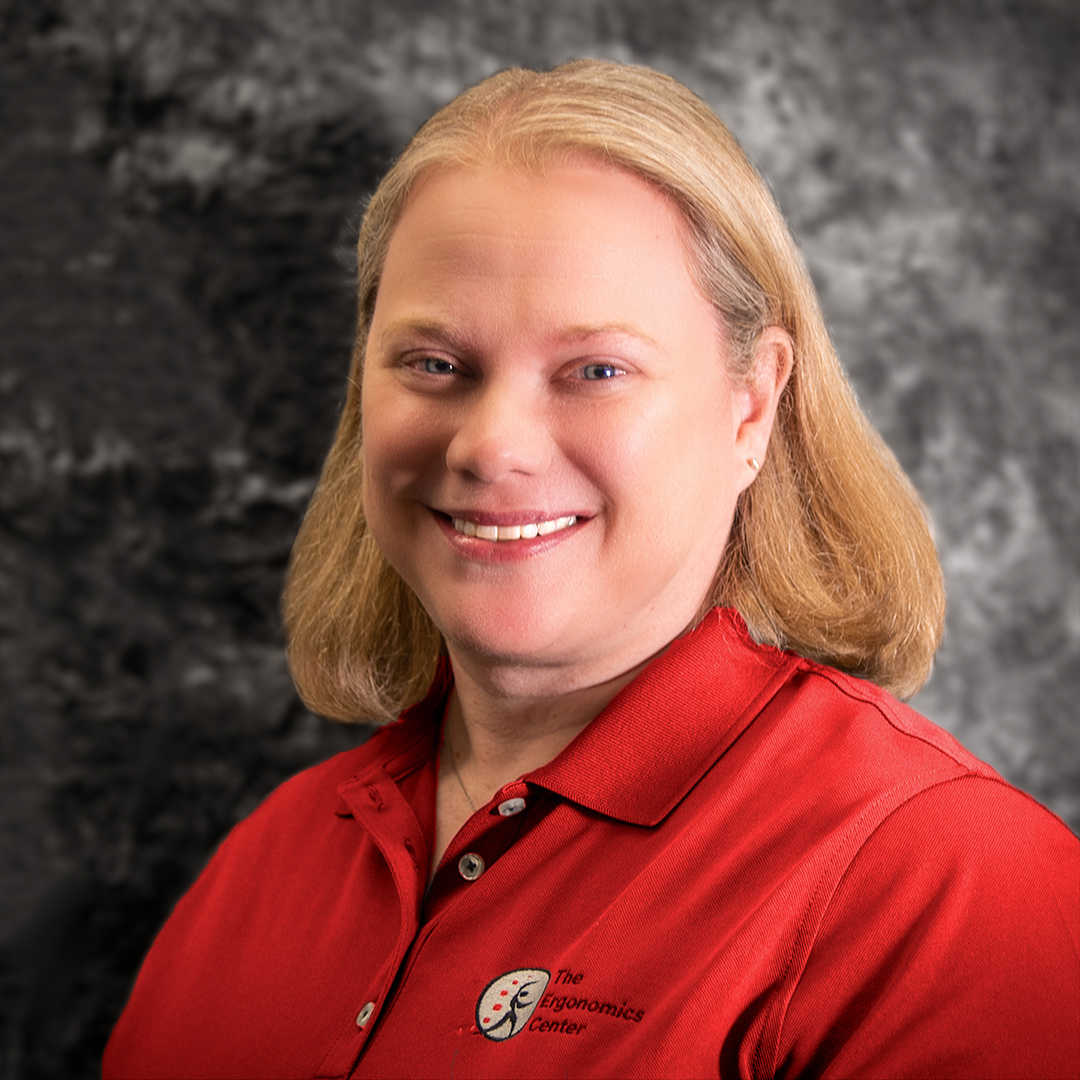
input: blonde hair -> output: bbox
[283,59,945,722]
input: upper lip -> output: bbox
[434,509,588,527]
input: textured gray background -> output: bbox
[1,1,1077,1076]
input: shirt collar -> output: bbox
[339,609,797,827]
[525,608,798,826]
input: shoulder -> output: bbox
[198,715,422,866]
[760,662,1080,1078]
[234,736,378,830]
[789,655,992,775]
[842,772,1079,938]
[735,651,1001,847]
[743,649,1077,940]
[782,656,1077,849]
[714,609,994,793]
[788,655,1077,870]
[775,772,1079,1078]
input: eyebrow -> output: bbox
[376,318,662,353]
[375,318,475,353]
[558,323,662,351]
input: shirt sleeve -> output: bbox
[774,775,1080,1080]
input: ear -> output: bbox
[733,325,793,493]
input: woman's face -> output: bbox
[362,162,764,687]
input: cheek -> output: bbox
[361,387,447,503]
[576,383,736,527]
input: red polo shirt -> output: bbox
[104,608,1079,1079]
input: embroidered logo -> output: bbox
[476,969,550,1041]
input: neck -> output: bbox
[445,665,634,799]
[430,649,653,879]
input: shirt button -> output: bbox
[356,1001,375,1027]
[497,797,526,817]
[458,852,485,880]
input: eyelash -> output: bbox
[404,357,627,382]
[579,363,622,381]
[418,357,457,376]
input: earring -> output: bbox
[748,457,760,471]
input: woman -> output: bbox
[104,60,1078,1079]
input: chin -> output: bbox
[433,595,579,668]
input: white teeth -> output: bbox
[452,515,577,541]
[538,516,577,535]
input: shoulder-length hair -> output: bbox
[282,59,945,723]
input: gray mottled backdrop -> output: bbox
[1,1,1077,1076]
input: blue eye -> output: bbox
[420,357,456,375]
[580,363,621,380]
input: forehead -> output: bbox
[397,160,683,256]
[373,162,714,350]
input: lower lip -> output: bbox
[432,512,586,563]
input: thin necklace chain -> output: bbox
[445,725,478,814]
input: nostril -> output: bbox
[446,427,549,482]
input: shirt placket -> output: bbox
[316,766,430,1078]
[343,779,536,1074]
[423,779,533,918]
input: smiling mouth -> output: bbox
[451,515,578,541]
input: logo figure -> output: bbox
[476,968,550,1041]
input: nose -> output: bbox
[445,380,550,482]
